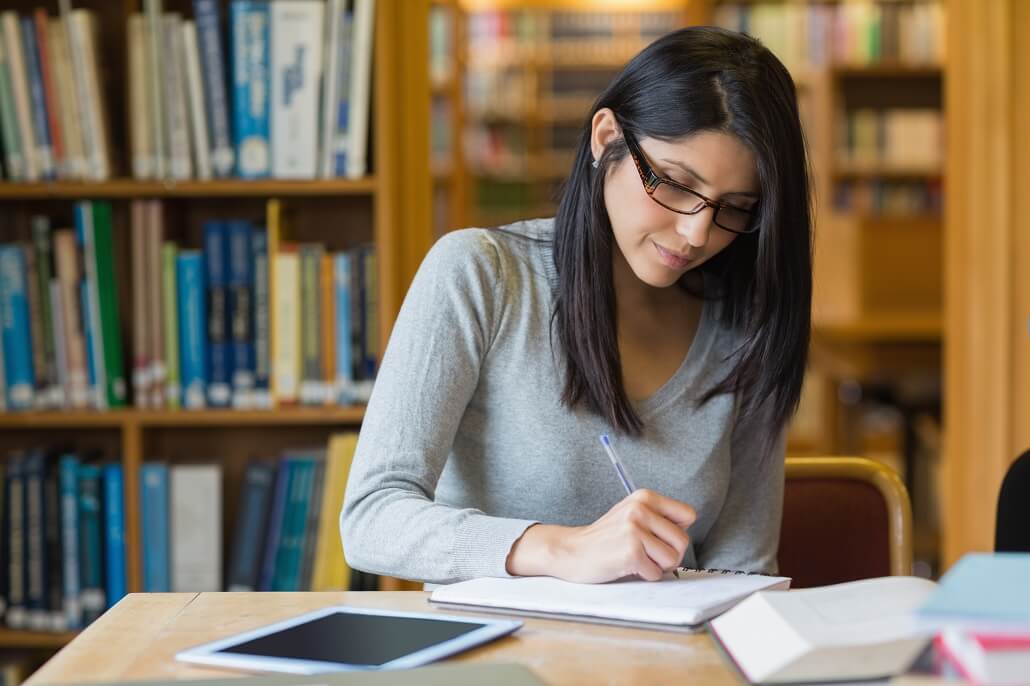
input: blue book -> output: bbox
[77,464,105,624]
[140,463,170,593]
[278,457,317,592]
[23,450,48,630]
[102,464,126,609]
[177,251,208,409]
[333,252,353,404]
[230,0,271,178]
[193,0,235,177]
[258,458,292,592]
[58,454,82,630]
[203,222,232,407]
[917,553,1030,630]
[5,452,28,629]
[0,245,36,409]
[251,229,270,406]
[19,18,54,180]
[227,222,254,405]
[227,461,275,591]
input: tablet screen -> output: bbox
[218,611,490,667]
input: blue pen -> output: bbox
[599,434,637,495]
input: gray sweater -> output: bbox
[341,218,784,585]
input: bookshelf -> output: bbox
[0,0,434,649]
[457,0,697,228]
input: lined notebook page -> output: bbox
[430,569,790,627]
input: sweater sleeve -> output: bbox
[695,401,785,575]
[340,230,539,584]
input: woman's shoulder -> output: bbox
[425,218,556,286]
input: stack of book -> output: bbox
[917,553,1030,685]
[1,451,128,632]
[0,433,369,633]
[0,4,111,182]
[714,0,946,71]
[131,201,378,411]
[0,204,126,412]
[128,0,375,181]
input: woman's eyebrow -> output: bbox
[660,157,759,198]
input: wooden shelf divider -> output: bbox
[0,178,378,200]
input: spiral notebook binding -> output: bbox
[674,567,762,577]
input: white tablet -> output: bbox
[175,606,522,674]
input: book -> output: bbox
[180,21,211,180]
[227,460,275,592]
[231,0,271,178]
[0,24,25,180]
[58,453,82,629]
[0,244,36,409]
[203,222,232,407]
[91,201,127,408]
[270,0,324,179]
[140,463,170,593]
[227,221,255,407]
[2,11,39,181]
[345,0,374,179]
[177,250,207,409]
[937,629,1030,686]
[77,462,106,624]
[48,16,86,179]
[430,568,790,632]
[193,0,234,177]
[103,463,127,609]
[20,17,55,179]
[170,464,222,592]
[310,433,357,591]
[251,229,271,407]
[917,553,1030,634]
[709,576,938,684]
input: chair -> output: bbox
[995,449,1030,552]
[779,456,913,588]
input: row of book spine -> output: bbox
[0,5,111,182]
[133,203,377,411]
[833,179,942,216]
[0,201,378,413]
[0,204,126,412]
[0,434,372,633]
[130,0,374,182]
[1,452,127,633]
[714,0,945,72]
[837,108,943,170]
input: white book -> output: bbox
[1,12,39,181]
[430,568,790,632]
[319,0,345,178]
[170,464,222,592]
[181,21,211,180]
[346,0,374,179]
[270,1,324,179]
[47,18,87,180]
[144,0,166,178]
[66,8,111,181]
[0,27,26,180]
[709,576,938,684]
[162,14,192,180]
[128,15,153,179]
[272,251,300,404]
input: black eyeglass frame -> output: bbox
[620,128,760,235]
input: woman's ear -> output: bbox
[590,108,622,165]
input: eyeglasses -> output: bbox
[621,129,759,235]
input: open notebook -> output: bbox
[429,568,790,632]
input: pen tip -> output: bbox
[600,434,610,446]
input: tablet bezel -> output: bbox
[174,605,523,674]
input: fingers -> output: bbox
[627,489,697,528]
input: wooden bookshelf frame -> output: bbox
[0,0,436,645]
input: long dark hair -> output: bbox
[552,26,812,438]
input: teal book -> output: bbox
[917,553,1030,631]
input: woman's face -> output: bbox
[591,110,760,289]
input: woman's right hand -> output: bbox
[505,489,697,583]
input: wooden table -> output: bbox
[25,592,740,686]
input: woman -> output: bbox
[342,26,811,585]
